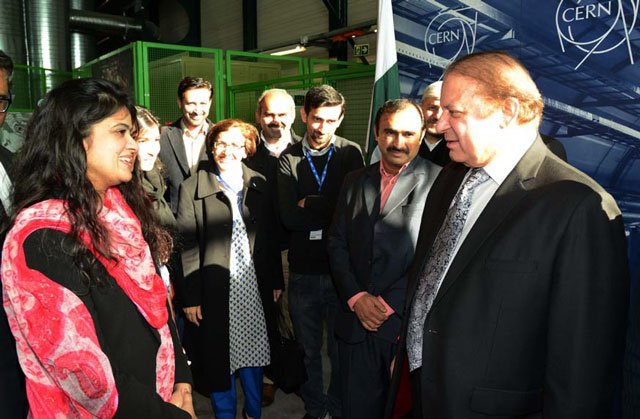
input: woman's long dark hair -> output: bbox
[135,105,165,174]
[7,78,171,279]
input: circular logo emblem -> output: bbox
[556,0,638,68]
[424,10,477,63]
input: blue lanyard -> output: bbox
[305,144,335,192]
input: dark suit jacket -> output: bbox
[22,229,192,418]
[540,134,568,162]
[177,161,283,394]
[244,131,301,251]
[418,138,451,167]
[158,118,212,214]
[0,146,28,418]
[328,157,441,344]
[387,136,629,418]
[244,130,301,182]
[623,268,640,418]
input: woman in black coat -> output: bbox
[135,106,179,301]
[2,78,194,418]
[177,118,283,419]
[135,106,176,231]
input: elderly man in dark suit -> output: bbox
[0,49,28,418]
[624,266,640,418]
[418,81,450,167]
[246,88,301,251]
[328,99,440,419]
[245,88,301,407]
[159,76,214,215]
[387,51,629,419]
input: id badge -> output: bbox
[309,229,323,241]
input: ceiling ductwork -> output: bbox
[25,0,70,72]
[69,9,160,41]
[70,0,97,69]
[0,0,160,72]
[0,0,27,66]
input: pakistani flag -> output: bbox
[366,0,401,162]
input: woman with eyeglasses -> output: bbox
[1,78,194,418]
[177,118,283,419]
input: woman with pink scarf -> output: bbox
[1,78,194,418]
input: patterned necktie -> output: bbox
[407,167,490,371]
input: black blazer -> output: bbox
[21,228,192,418]
[244,130,301,250]
[158,119,211,214]
[0,146,27,418]
[623,267,640,417]
[418,139,451,167]
[328,157,441,344]
[244,130,301,182]
[387,136,629,418]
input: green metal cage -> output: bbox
[8,41,374,151]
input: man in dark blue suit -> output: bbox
[418,81,450,167]
[328,99,440,418]
[159,76,213,215]
[0,49,28,418]
[388,51,629,419]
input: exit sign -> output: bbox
[354,44,370,56]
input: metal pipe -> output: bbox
[251,19,377,54]
[70,0,97,69]
[69,9,160,40]
[26,0,70,71]
[0,0,27,65]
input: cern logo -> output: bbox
[556,0,638,69]
[424,8,478,66]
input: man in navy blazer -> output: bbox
[418,81,450,167]
[159,76,213,215]
[0,49,28,418]
[328,99,440,418]
[387,51,629,419]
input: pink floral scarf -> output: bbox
[1,187,175,418]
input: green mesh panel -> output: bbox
[334,75,374,150]
[146,46,218,125]
[10,65,73,112]
[89,47,136,99]
[7,44,374,153]
[227,58,373,151]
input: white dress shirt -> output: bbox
[439,131,538,280]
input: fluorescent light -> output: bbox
[270,45,307,56]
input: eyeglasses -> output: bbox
[214,142,245,152]
[0,92,12,113]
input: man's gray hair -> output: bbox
[421,80,442,102]
[256,88,295,113]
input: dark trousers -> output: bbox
[410,367,423,419]
[338,333,396,419]
[288,272,341,418]
[0,293,28,418]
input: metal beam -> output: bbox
[322,0,347,61]
[609,146,637,188]
[250,19,376,55]
[243,0,257,51]
[454,0,518,28]
[544,97,640,140]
